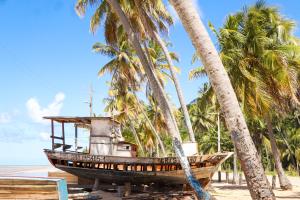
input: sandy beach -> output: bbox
[1,166,299,199]
[211,173,300,200]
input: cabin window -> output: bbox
[117,144,132,151]
[116,164,124,171]
[147,165,153,171]
[156,165,161,171]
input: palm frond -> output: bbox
[189,67,206,80]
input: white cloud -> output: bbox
[26,92,65,124]
[0,123,52,143]
[0,113,11,124]
[167,0,203,25]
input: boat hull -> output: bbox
[45,150,232,187]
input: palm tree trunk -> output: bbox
[141,41,179,134]
[129,121,145,156]
[106,1,210,199]
[169,0,275,199]
[135,98,167,157]
[152,32,196,143]
[265,146,271,171]
[265,115,292,190]
[133,1,195,142]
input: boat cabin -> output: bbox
[43,116,137,157]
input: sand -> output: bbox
[1,166,299,199]
[211,173,300,200]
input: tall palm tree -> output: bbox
[105,1,209,198]
[104,82,145,156]
[131,0,196,142]
[169,0,275,199]
[275,111,300,174]
[208,1,300,190]
[76,0,196,143]
[76,1,209,198]
[93,39,167,156]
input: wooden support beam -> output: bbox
[75,125,78,152]
[92,178,99,191]
[62,122,65,152]
[50,136,64,140]
[51,120,54,151]
[124,182,131,197]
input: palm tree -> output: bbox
[209,1,300,189]
[93,39,167,156]
[105,1,209,198]
[134,97,167,156]
[77,0,195,143]
[76,0,195,142]
[131,0,196,142]
[76,1,209,198]
[275,111,300,175]
[169,0,275,199]
[104,82,146,156]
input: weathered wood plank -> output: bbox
[48,171,78,184]
[0,177,68,200]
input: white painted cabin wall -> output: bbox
[90,137,112,155]
[90,119,131,156]
[182,142,199,156]
[90,119,117,155]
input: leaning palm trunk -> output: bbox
[133,1,195,142]
[135,98,167,156]
[153,32,196,143]
[142,41,179,134]
[265,116,292,190]
[106,0,210,199]
[169,0,275,199]
[129,121,145,156]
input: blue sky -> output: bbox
[0,0,299,165]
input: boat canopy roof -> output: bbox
[43,116,120,124]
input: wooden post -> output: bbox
[62,122,65,152]
[117,185,124,197]
[51,120,54,150]
[92,178,99,191]
[124,182,131,197]
[272,175,276,189]
[217,112,222,183]
[75,125,78,152]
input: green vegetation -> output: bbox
[76,0,300,198]
[190,0,300,189]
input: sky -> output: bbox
[0,0,299,165]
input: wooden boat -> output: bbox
[44,116,232,188]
